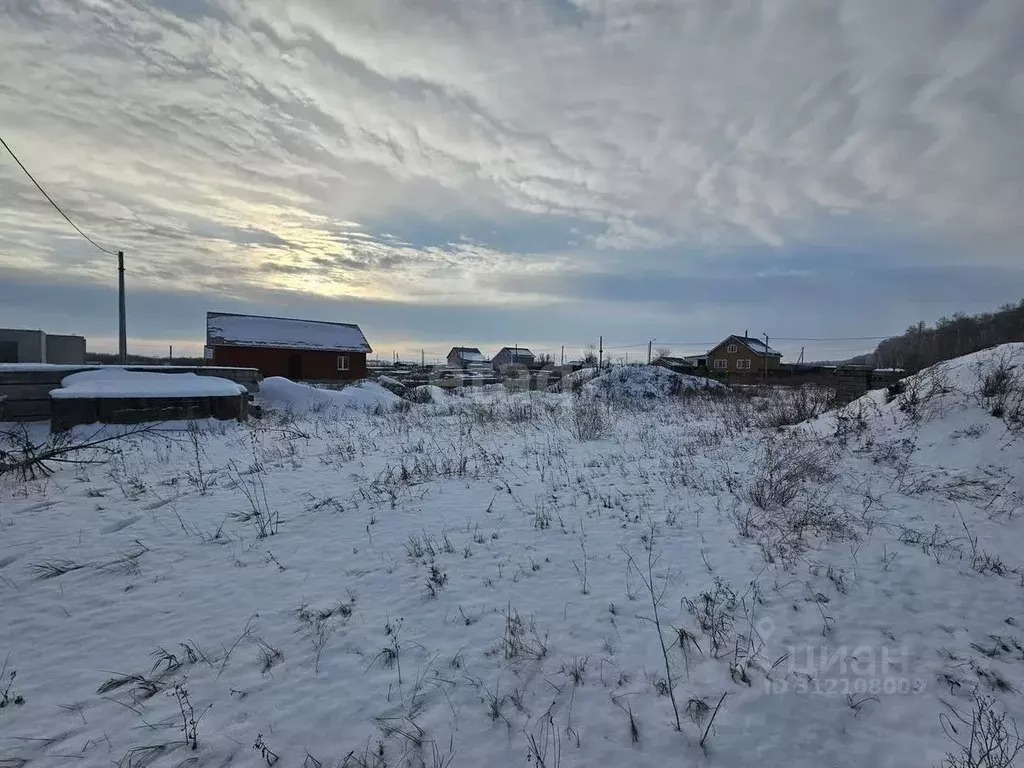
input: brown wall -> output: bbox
[212,346,366,381]
[707,340,780,374]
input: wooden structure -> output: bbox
[0,365,260,422]
[51,393,248,432]
[207,312,371,381]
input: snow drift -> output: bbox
[257,377,399,411]
[817,342,1024,439]
[584,365,724,399]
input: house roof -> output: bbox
[206,312,371,353]
[497,347,535,358]
[449,347,488,362]
[714,335,782,357]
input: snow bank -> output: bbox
[373,375,409,397]
[808,343,1024,449]
[585,365,724,399]
[550,366,600,392]
[407,384,448,403]
[827,343,1024,423]
[51,369,247,399]
[258,377,399,411]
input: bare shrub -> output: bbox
[568,397,607,441]
[501,604,548,661]
[895,366,954,423]
[976,351,1024,429]
[623,536,682,731]
[683,578,737,659]
[939,693,1023,768]
[230,467,280,538]
[745,436,837,512]
[1,424,155,481]
[754,385,835,429]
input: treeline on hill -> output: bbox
[87,352,205,366]
[871,299,1024,372]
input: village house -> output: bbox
[492,346,536,370]
[706,333,782,374]
[206,312,371,381]
[446,347,489,369]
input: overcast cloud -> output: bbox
[1,0,1021,360]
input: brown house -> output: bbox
[206,312,372,381]
[706,334,782,374]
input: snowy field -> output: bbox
[2,350,1024,768]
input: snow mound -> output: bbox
[407,384,448,404]
[258,377,399,412]
[584,365,724,399]
[819,343,1024,437]
[51,369,247,399]
[550,366,600,392]
[374,375,409,396]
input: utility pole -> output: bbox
[647,339,653,365]
[599,336,603,369]
[421,349,425,367]
[764,333,770,381]
[169,344,173,361]
[118,250,127,365]
[560,345,565,366]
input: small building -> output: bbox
[706,334,782,374]
[0,328,86,364]
[492,346,536,370]
[447,347,488,368]
[651,355,705,373]
[206,312,371,381]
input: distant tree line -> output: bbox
[871,299,1024,372]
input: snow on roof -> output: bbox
[724,335,782,357]
[498,347,534,357]
[51,369,247,399]
[207,312,371,353]
[450,347,487,362]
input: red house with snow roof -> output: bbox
[206,312,372,381]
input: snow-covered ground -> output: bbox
[2,346,1024,768]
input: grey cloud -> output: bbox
[0,0,1021,352]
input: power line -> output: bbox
[0,133,118,256]
[770,335,894,341]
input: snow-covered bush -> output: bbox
[753,384,835,429]
[568,396,607,441]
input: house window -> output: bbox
[714,359,728,370]
[337,355,350,372]
[727,344,738,353]
[736,359,751,370]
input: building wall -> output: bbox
[707,340,781,373]
[45,334,86,364]
[0,329,46,363]
[212,345,367,381]
[493,349,535,369]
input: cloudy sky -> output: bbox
[1,0,1021,362]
